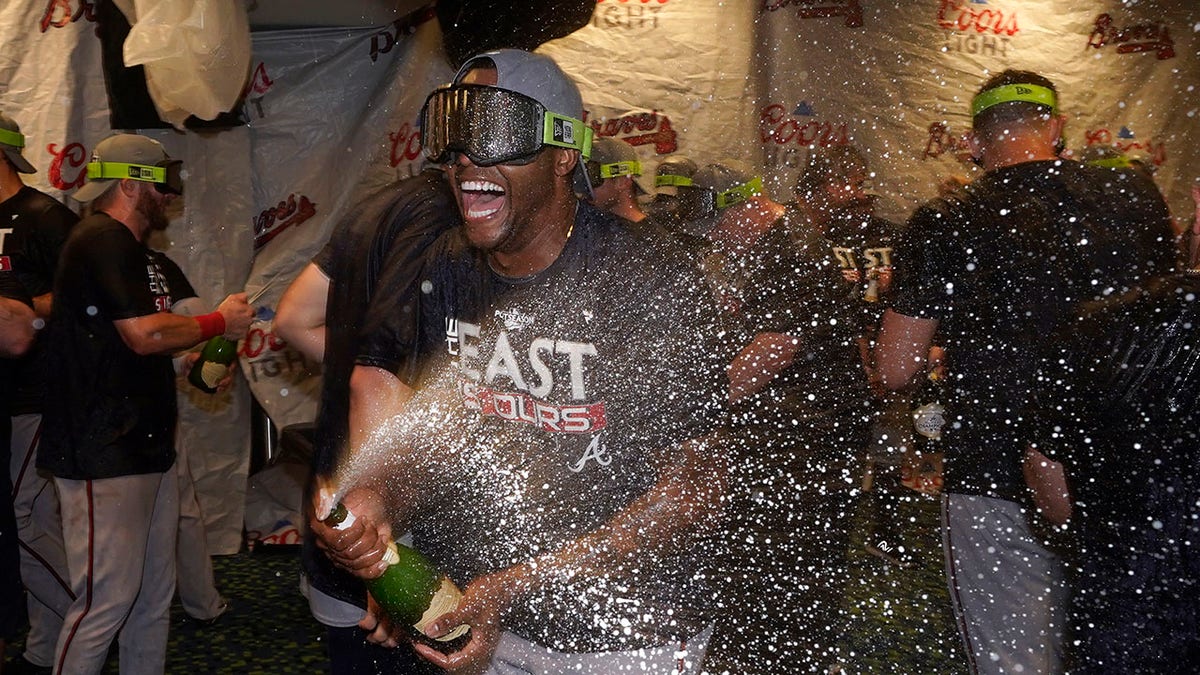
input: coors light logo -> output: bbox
[39,0,95,32]
[760,102,850,168]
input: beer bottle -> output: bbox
[324,502,470,651]
[188,336,238,393]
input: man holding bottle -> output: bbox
[313,49,732,673]
[36,134,253,674]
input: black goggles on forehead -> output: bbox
[420,84,593,167]
[677,177,763,220]
[86,159,184,195]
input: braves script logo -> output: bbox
[762,0,863,28]
[923,122,972,161]
[39,0,95,32]
[1088,14,1174,60]
[47,142,88,191]
[593,0,671,30]
[369,6,438,63]
[253,194,317,250]
[1084,127,1168,168]
[585,110,677,155]
[936,0,1018,36]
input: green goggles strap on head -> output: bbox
[715,176,763,209]
[542,112,594,160]
[87,161,169,184]
[1087,156,1134,169]
[656,174,694,188]
[599,160,641,179]
[0,128,26,148]
[971,83,1057,117]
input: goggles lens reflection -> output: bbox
[421,85,592,167]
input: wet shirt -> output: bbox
[358,202,732,652]
[891,160,1175,500]
[38,214,183,480]
[734,216,875,451]
[0,185,79,414]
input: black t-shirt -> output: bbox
[1,271,32,432]
[38,214,184,480]
[357,202,732,652]
[302,169,459,607]
[151,250,197,306]
[0,185,80,414]
[891,159,1175,500]
[733,215,876,459]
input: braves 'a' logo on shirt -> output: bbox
[448,319,608,434]
[569,434,612,472]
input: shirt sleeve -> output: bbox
[20,199,79,297]
[889,200,962,322]
[90,227,160,320]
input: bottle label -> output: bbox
[912,402,946,440]
[200,361,230,387]
[415,577,469,642]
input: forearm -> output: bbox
[727,332,799,403]
[502,432,729,598]
[0,297,36,357]
[114,311,211,356]
[874,309,939,391]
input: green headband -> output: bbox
[86,161,169,184]
[971,83,1057,117]
[716,176,763,209]
[656,174,694,187]
[541,112,594,160]
[1087,156,1134,169]
[599,160,641,179]
[0,127,25,149]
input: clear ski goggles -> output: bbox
[585,158,641,186]
[420,84,593,167]
[677,176,763,220]
[86,159,183,195]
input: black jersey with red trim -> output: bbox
[0,185,80,414]
[38,214,184,480]
[357,202,733,652]
[891,159,1175,501]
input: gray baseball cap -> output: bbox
[453,49,584,125]
[588,136,655,195]
[0,112,37,174]
[73,134,181,203]
[653,155,699,197]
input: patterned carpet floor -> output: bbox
[8,469,965,674]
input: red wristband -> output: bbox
[195,312,226,340]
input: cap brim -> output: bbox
[633,175,656,196]
[3,146,36,174]
[72,179,116,203]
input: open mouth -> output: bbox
[459,179,506,220]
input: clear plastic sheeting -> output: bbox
[115,0,251,129]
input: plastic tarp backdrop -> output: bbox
[1,0,1198,551]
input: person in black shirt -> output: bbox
[875,70,1175,675]
[713,159,877,674]
[0,110,80,675]
[312,50,731,674]
[1,262,35,673]
[275,166,458,674]
[37,133,254,674]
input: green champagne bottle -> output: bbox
[324,502,470,651]
[188,336,237,394]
